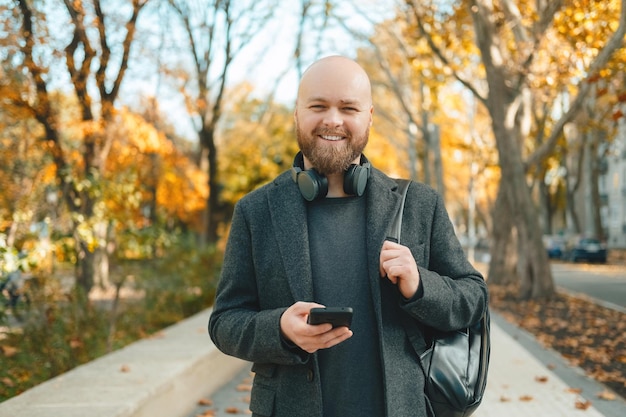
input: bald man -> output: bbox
[209,56,488,417]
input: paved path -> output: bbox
[185,312,625,417]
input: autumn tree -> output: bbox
[103,107,207,256]
[4,0,151,295]
[163,0,276,246]
[217,83,299,210]
[405,0,626,299]
[335,3,498,257]
[336,11,441,187]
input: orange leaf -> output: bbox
[1,377,15,387]
[69,338,83,349]
[1,345,18,357]
[535,375,549,383]
[519,395,534,402]
[120,364,131,373]
[575,399,592,410]
[596,391,616,401]
[566,388,583,394]
[197,398,213,406]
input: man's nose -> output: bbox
[322,108,343,127]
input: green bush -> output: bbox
[0,240,222,402]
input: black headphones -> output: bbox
[290,151,371,201]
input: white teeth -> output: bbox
[321,135,343,141]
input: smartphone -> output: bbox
[307,307,353,328]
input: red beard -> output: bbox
[296,126,369,175]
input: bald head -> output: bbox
[296,56,372,108]
[294,55,373,176]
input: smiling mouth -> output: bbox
[319,134,345,141]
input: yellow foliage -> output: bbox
[101,108,207,231]
[218,89,298,206]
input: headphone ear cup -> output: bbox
[292,152,328,201]
[344,164,370,197]
[297,170,328,201]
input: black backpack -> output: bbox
[389,179,490,417]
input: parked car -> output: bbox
[563,237,607,263]
[543,235,566,259]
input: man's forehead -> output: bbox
[304,95,363,104]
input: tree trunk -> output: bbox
[201,126,220,245]
[470,0,555,299]
[421,109,431,186]
[538,168,553,235]
[487,183,518,286]
[76,240,95,294]
[491,117,555,299]
[431,124,445,196]
[588,130,605,240]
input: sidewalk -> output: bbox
[187,312,625,417]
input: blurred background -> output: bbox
[1,0,625,402]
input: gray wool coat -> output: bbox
[208,166,489,417]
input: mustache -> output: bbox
[313,127,349,137]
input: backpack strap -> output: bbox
[386,179,410,243]
[387,179,430,356]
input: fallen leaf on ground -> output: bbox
[490,285,626,401]
[236,384,252,391]
[197,410,215,416]
[566,388,582,394]
[1,377,15,387]
[225,406,241,414]
[535,375,548,383]
[69,338,83,349]
[197,398,213,406]
[575,399,592,410]
[120,364,131,373]
[597,390,616,401]
[1,345,18,357]
[499,395,511,402]
[519,395,534,402]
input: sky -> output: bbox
[121,0,394,141]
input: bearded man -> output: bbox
[209,55,488,417]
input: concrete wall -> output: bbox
[0,308,247,417]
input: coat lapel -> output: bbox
[267,173,315,302]
[365,173,405,324]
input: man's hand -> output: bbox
[280,301,353,353]
[379,240,420,299]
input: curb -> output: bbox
[0,308,247,417]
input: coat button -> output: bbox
[307,369,314,382]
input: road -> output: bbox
[551,261,626,311]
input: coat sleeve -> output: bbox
[208,198,310,366]
[400,184,488,331]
